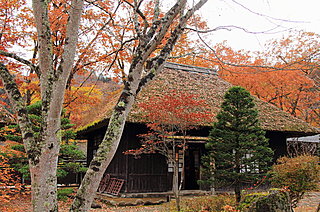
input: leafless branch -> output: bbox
[230,0,308,23]
[287,139,319,157]
[0,50,40,77]
[84,0,119,22]
[123,0,149,36]
[186,25,292,35]
[195,33,320,75]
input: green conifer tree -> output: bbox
[0,101,86,182]
[206,86,273,202]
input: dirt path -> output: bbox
[1,192,319,212]
[93,192,320,212]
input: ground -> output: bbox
[1,192,319,211]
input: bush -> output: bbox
[0,142,29,180]
[269,155,320,207]
[181,195,236,212]
[57,188,74,201]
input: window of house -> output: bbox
[240,153,259,173]
[168,150,183,172]
[232,150,260,173]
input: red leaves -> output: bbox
[126,89,212,156]
[138,89,212,129]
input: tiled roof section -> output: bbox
[77,63,320,135]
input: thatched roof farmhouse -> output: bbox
[77,62,319,193]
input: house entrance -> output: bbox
[184,145,201,189]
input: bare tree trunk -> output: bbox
[0,0,83,211]
[70,77,142,211]
[29,148,59,212]
[210,158,216,195]
[179,136,186,191]
[31,0,83,210]
[235,150,241,203]
[70,1,207,211]
[173,146,181,211]
[235,182,241,203]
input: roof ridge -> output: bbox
[164,62,217,75]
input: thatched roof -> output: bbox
[77,62,320,136]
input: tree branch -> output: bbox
[32,0,54,78]
[71,1,122,79]
[152,0,160,23]
[0,50,40,77]
[231,0,307,23]
[185,25,290,35]
[130,0,188,73]
[58,0,84,79]
[138,0,208,93]
[143,0,185,45]
[0,62,39,163]
[123,0,149,36]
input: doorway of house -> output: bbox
[184,144,201,190]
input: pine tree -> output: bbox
[206,86,273,202]
[0,101,86,182]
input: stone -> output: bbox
[134,199,144,205]
[239,189,293,212]
[117,201,130,206]
[91,202,102,209]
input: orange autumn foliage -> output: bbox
[212,32,320,127]
[1,0,317,131]
[1,0,211,127]
[0,154,24,203]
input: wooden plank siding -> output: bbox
[84,122,290,193]
[86,123,171,193]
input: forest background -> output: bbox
[0,0,319,128]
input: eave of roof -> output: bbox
[76,63,320,137]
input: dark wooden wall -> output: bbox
[86,123,170,193]
[84,123,289,193]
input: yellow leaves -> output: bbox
[64,84,104,125]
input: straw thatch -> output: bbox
[77,62,320,136]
